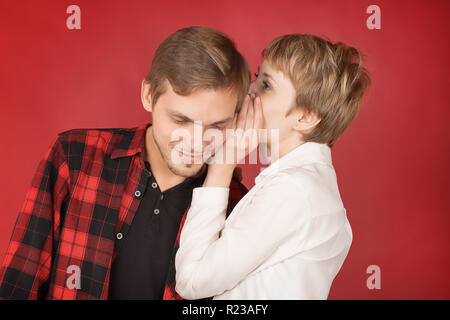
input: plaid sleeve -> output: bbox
[0,135,70,299]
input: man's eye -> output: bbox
[209,124,224,130]
[174,119,186,124]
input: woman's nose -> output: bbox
[249,80,257,93]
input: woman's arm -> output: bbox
[175,174,312,299]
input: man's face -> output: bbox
[143,80,238,178]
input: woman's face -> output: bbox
[249,60,299,149]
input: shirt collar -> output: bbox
[255,142,332,185]
[110,122,151,159]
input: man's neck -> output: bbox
[144,126,186,192]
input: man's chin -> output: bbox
[166,162,205,178]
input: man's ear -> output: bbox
[293,110,321,134]
[141,80,153,112]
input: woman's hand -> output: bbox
[203,94,264,187]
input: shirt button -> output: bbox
[154,208,160,215]
[160,194,164,200]
[134,190,142,198]
[151,182,158,189]
[116,232,123,240]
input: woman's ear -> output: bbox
[141,80,153,112]
[293,110,321,134]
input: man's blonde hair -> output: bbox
[263,34,371,147]
[145,26,250,111]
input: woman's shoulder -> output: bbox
[265,165,344,216]
[266,163,335,188]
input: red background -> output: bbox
[1,0,449,299]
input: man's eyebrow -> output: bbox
[209,117,234,126]
[170,111,233,126]
[169,111,193,121]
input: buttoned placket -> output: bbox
[115,161,155,242]
[144,162,164,217]
[148,178,162,217]
[120,162,168,240]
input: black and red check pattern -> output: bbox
[0,122,247,299]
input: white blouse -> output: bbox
[175,142,353,300]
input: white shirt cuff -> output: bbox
[191,187,229,209]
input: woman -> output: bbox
[175,34,371,299]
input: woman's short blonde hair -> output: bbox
[263,34,371,147]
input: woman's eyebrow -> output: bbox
[258,65,277,86]
[263,72,276,82]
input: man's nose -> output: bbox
[189,121,212,153]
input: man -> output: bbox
[0,26,250,299]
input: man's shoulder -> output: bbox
[226,175,248,217]
[228,166,247,195]
[57,126,137,140]
[54,123,147,162]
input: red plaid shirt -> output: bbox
[0,122,247,299]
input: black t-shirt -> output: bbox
[108,160,206,299]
